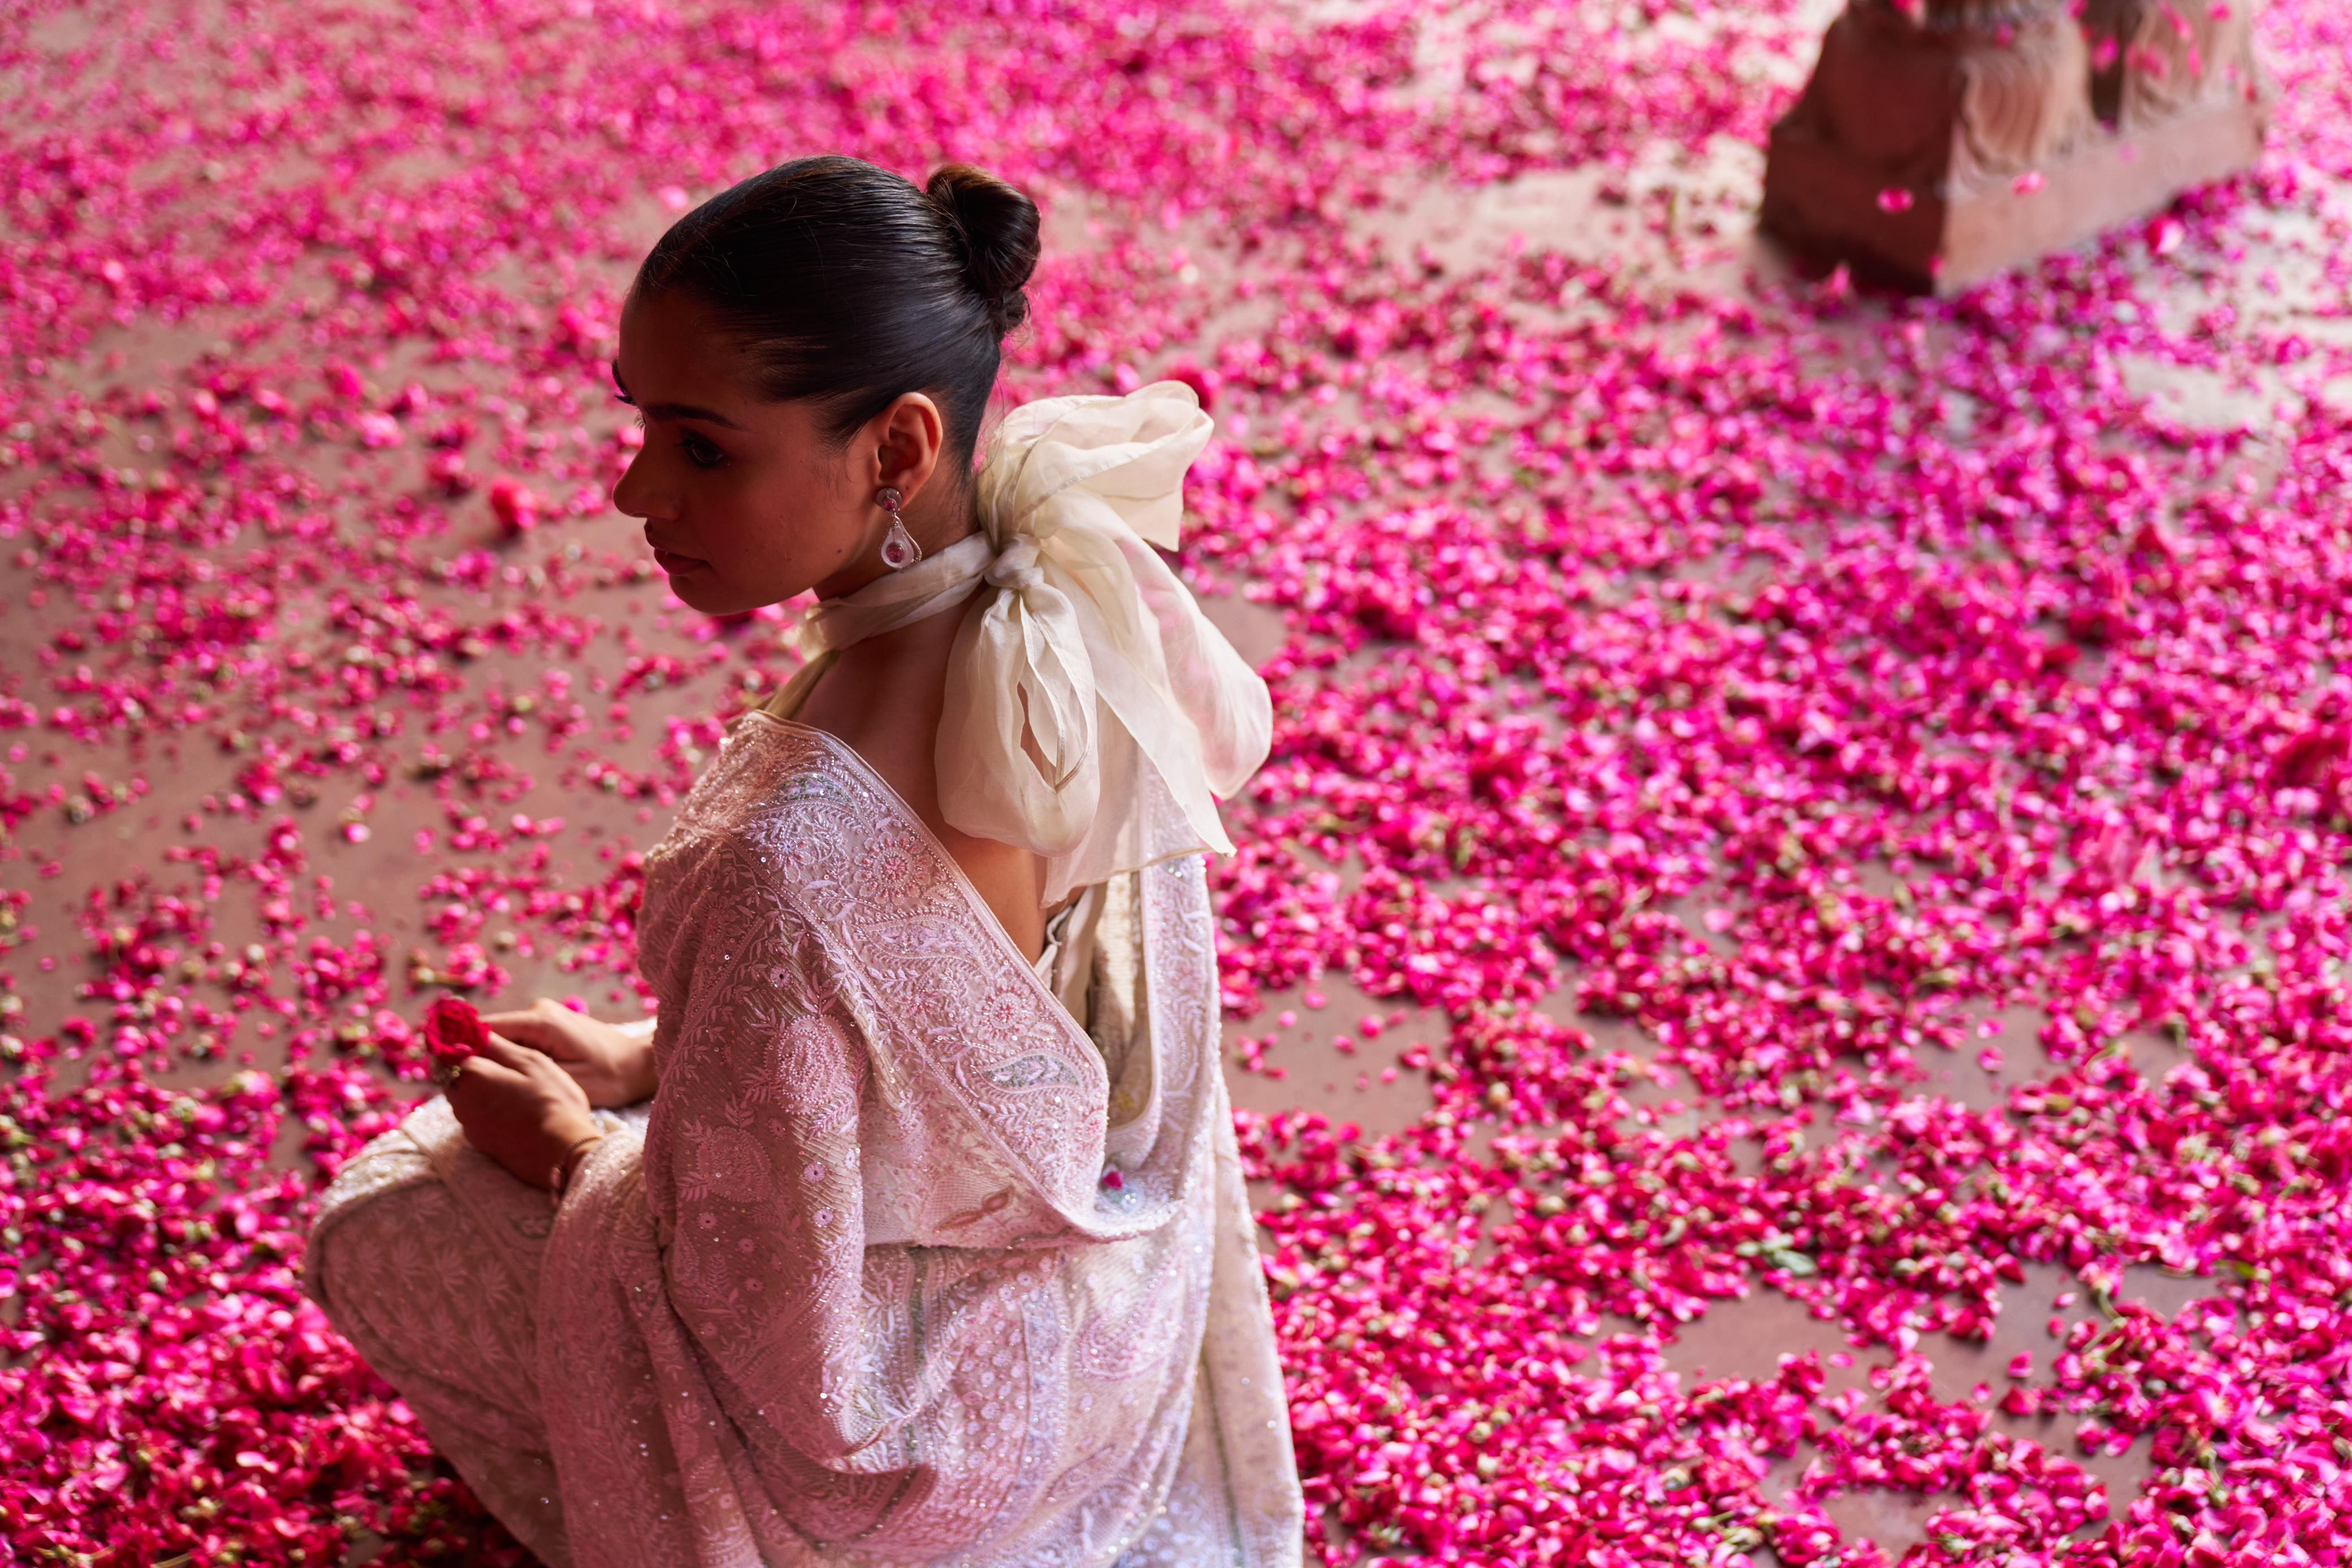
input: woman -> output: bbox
[302,154,1303,1568]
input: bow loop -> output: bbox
[769,381,1274,907]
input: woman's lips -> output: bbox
[651,547,706,575]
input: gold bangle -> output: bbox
[548,1132,606,1198]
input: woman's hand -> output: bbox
[478,998,658,1108]
[447,1030,603,1191]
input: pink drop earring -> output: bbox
[877,487,922,570]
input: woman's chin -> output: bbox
[655,558,794,620]
[659,564,730,612]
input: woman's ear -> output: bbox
[871,392,947,504]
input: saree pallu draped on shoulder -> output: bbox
[531,714,1302,1568]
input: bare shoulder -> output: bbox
[934,826,1048,962]
[792,695,1049,963]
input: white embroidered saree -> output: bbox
[304,712,1303,1567]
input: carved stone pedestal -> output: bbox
[1761,0,2273,293]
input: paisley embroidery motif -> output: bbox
[688,1124,773,1197]
[982,1052,1087,1091]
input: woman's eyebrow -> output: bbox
[609,361,746,430]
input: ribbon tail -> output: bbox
[937,584,1100,856]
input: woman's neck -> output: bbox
[828,584,970,682]
[788,564,1057,964]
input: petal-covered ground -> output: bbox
[6,0,2352,1563]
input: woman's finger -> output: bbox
[448,1052,528,1097]
[490,1019,590,1064]
[474,1030,547,1073]
[479,1015,572,1058]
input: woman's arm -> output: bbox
[544,830,922,1462]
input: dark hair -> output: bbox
[631,154,1041,476]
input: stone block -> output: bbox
[1760,0,2273,293]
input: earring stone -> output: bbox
[877,487,921,571]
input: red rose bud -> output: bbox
[2271,725,2350,790]
[2073,821,2140,890]
[489,476,539,535]
[421,995,488,1065]
[1165,361,1218,410]
[2132,519,2182,566]
[427,450,473,495]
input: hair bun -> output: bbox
[925,163,1041,336]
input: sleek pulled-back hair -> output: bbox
[632,154,1041,478]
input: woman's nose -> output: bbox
[611,449,673,522]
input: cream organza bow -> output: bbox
[766,380,1274,906]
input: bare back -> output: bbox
[785,607,1058,964]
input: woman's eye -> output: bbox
[678,433,726,470]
